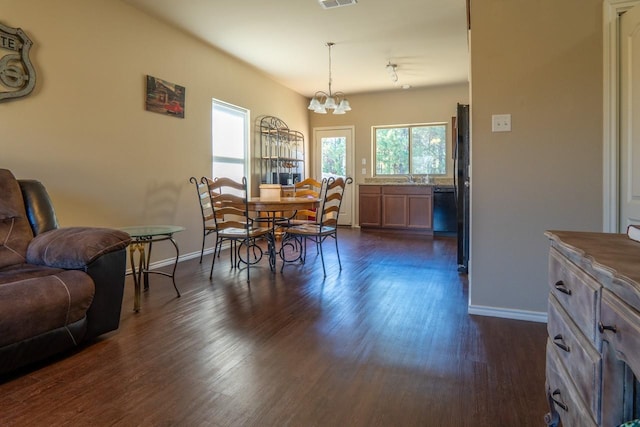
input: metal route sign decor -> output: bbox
[0,22,36,102]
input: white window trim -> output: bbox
[211,99,250,186]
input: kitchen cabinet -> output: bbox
[359,185,381,227]
[544,230,640,427]
[259,116,304,185]
[359,185,432,232]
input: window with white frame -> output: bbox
[211,99,249,183]
[374,123,447,176]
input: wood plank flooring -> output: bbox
[0,228,549,426]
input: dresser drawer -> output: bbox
[600,289,640,376]
[549,248,600,342]
[546,341,598,427]
[547,295,601,419]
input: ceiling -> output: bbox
[122,0,470,98]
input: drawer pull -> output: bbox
[598,322,617,334]
[554,280,572,295]
[551,389,568,411]
[553,334,570,352]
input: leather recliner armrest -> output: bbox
[18,179,59,236]
[26,227,131,270]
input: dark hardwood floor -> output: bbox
[0,228,549,426]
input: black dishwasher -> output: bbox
[433,186,457,235]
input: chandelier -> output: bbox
[308,42,351,115]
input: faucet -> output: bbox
[406,174,415,183]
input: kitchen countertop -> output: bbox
[361,177,454,187]
[361,182,434,186]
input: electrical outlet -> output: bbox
[361,168,366,175]
[492,114,511,132]
[362,158,366,165]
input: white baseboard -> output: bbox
[468,304,547,323]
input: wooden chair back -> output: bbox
[204,176,250,232]
[318,176,353,228]
[190,176,215,226]
[293,177,325,222]
[189,176,218,262]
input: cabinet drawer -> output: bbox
[359,185,381,194]
[546,342,598,427]
[600,289,640,377]
[382,185,432,195]
[547,295,601,419]
[549,248,600,342]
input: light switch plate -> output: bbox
[492,114,511,132]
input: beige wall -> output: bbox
[3,0,309,262]
[469,0,603,315]
[308,84,470,223]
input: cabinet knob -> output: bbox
[598,322,617,334]
[553,334,570,352]
[551,389,568,411]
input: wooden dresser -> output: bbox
[544,231,640,426]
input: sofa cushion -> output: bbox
[27,227,131,269]
[0,269,95,347]
[0,263,64,285]
[0,169,34,269]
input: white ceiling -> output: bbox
[122,0,470,98]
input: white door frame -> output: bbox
[604,0,640,232]
[313,125,356,226]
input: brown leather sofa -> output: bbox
[0,169,131,375]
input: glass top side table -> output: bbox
[120,225,185,312]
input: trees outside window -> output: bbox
[374,123,447,176]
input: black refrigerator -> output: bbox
[455,103,470,273]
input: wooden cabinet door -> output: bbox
[359,193,381,226]
[382,194,407,227]
[359,186,381,227]
[407,194,432,229]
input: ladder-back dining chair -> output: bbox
[281,176,352,277]
[204,176,275,283]
[189,176,216,263]
[288,177,326,226]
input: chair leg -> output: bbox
[333,233,342,270]
[232,241,238,268]
[318,237,326,277]
[246,238,250,283]
[209,237,220,279]
[215,238,223,259]
[200,233,205,263]
[268,234,276,272]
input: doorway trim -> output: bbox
[604,0,640,232]
[313,125,356,226]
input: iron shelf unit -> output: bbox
[259,116,304,185]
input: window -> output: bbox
[374,123,447,176]
[211,99,249,182]
[321,136,347,178]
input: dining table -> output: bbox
[244,196,320,267]
[247,196,319,213]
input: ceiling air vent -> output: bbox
[318,0,357,9]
